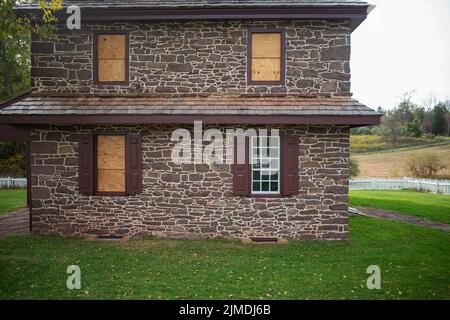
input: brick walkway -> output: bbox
[350,206,450,232]
[0,208,30,236]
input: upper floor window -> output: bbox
[93,32,129,84]
[248,29,285,85]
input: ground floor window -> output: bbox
[251,135,280,194]
[96,135,126,193]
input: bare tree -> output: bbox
[380,109,403,144]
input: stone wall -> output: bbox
[31,20,351,96]
[30,125,350,240]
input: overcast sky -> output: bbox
[351,0,450,109]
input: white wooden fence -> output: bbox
[350,177,450,195]
[0,177,27,189]
[2,177,450,194]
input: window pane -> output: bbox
[270,182,279,192]
[97,135,125,192]
[253,182,261,192]
[261,182,270,192]
[261,172,271,181]
[269,147,278,157]
[261,159,270,169]
[270,159,279,169]
[270,171,279,181]
[253,170,260,180]
[269,137,279,147]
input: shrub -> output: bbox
[405,152,446,178]
[349,157,360,178]
[0,153,25,178]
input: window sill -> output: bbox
[250,193,283,199]
[247,80,285,86]
[93,192,127,197]
[93,81,129,86]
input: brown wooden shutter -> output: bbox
[79,134,94,194]
[232,136,250,196]
[281,133,299,196]
[125,134,142,194]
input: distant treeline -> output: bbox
[352,95,450,143]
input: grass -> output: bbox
[353,144,450,178]
[350,135,450,154]
[0,216,449,300]
[0,189,27,215]
[349,190,450,224]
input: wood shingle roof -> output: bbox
[0,95,381,126]
[17,0,369,9]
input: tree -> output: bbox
[0,1,62,177]
[396,99,415,125]
[376,106,385,114]
[445,100,450,137]
[349,157,360,178]
[380,109,403,144]
[0,0,63,101]
[0,142,26,177]
[431,103,448,136]
[406,118,422,137]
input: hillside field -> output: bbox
[353,144,450,178]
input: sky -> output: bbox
[351,0,450,109]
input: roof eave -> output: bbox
[16,5,370,32]
[0,114,381,127]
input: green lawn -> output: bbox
[0,189,27,215]
[349,190,450,224]
[0,217,449,300]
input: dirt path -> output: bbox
[0,208,30,236]
[350,206,450,232]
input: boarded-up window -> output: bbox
[78,134,142,195]
[97,135,126,192]
[96,34,127,83]
[250,32,283,82]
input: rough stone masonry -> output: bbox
[30,125,350,240]
[31,20,352,97]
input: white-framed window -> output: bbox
[251,135,280,194]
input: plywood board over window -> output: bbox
[97,135,125,192]
[248,30,285,85]
[94,33,128,84]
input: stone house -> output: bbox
[0,0,380,241]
